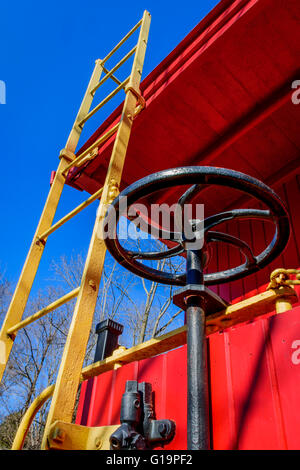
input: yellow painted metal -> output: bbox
[75,124,119,163]
[91,46,137,95]
[59,148,76,162]
[78,75,131,127]
[267,268,300,313]
[102,65,123,86]
[6,288,80,337]
[41,11,151,450]
[0,60,103,385]
[46,421,119,450]
[83,326,187,381]
[205,285,298,334]
[37,187,103,242]
[12,385,54,450]
[285,269,300,284]
[101,18,142,64]
[66,59,104,153]
[275,298,293,314]
[62,123,120,175]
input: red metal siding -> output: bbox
[210,306,300,449]
[208,173,300,305]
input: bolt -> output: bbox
[158,422,167,436]
[107,179,119,204]
[134,398,140,409]
[95,437,102,449]
[51,427,66,443]
[111,437,121,450]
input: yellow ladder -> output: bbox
[0,10,151,449]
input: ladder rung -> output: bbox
[102,66,122,86]
[102,18,142,65]
[6,288,80,337]
[78,76,130,127]
[37,187,104,242]
[62,123,120,175]
[91,46,137,95]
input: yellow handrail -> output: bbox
[7,288,80,337]
[12,385,54,450]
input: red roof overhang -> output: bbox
[66,0,300,216]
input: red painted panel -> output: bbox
[108,362,139,426]
[221,321,284,449]
[209,332,235,449]
[75,379,91,425]
[266,306,300,449]
[137,355,167,427]
[209,307,300,450]
[163,346,187,450]
[86,371,114,427]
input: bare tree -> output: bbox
[118,239,185,346]
[0,284,74,449]
[0,243,185,448]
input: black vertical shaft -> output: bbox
[186,249,210,450]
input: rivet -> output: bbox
[95,437,102,449]
[52,427,66,443]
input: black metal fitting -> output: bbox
[120,380,142,425]
[173,284,228,314]
[94,319,123,362]
[110,380,175,450]
[138,381,175,445]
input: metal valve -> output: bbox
[109,380,175,450]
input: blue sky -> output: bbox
[0,0,220,294]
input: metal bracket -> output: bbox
[173,284,228,314]
[125,86,146,110]
[59,148,76,162]
[47,420,119,450]
[107,178,120,205]
[125,86,146,119]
